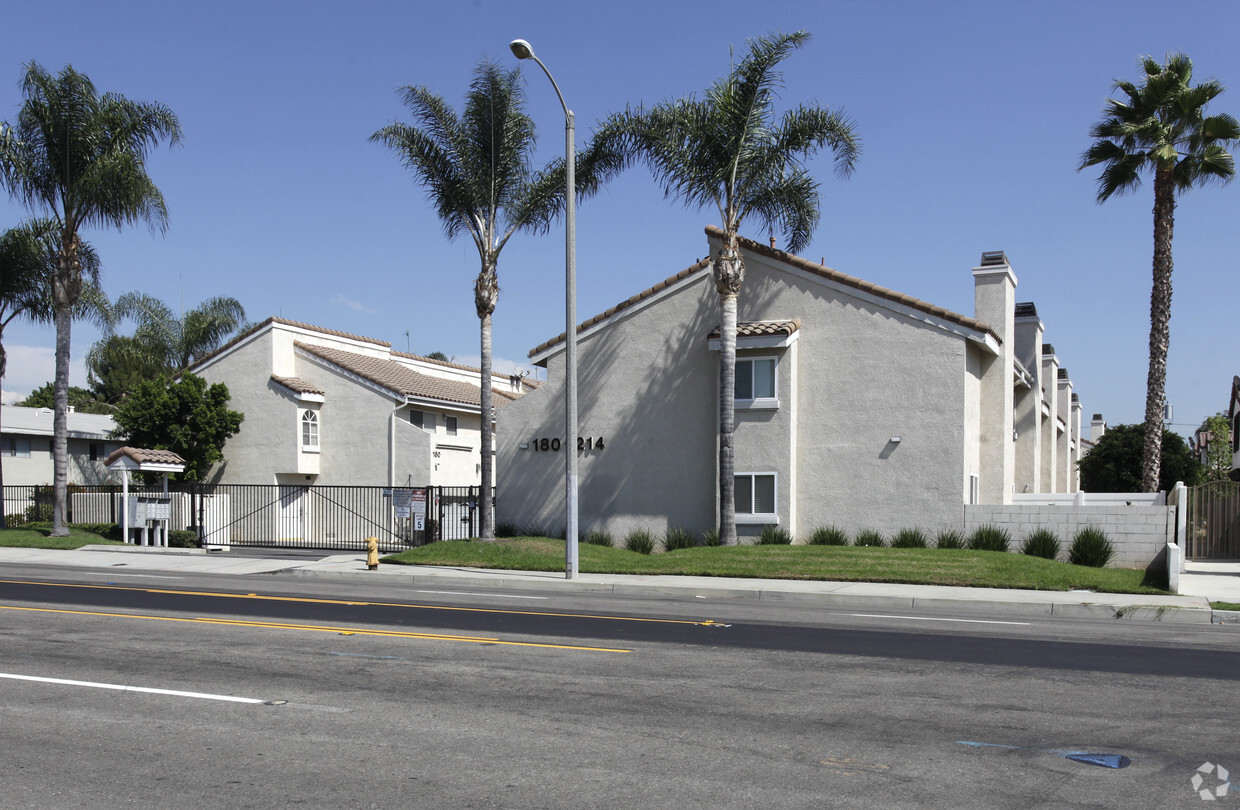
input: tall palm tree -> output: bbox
[1080,54,1239,493]
[371,61,622,541]
[0,219,108,526]
[100,291,247,373]
[614,30,859,544]
[0,61,181,535]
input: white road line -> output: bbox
[0,672,265,703]
[414,590,547,600]
[850,613,1031,626]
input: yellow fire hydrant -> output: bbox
[366,536,379,570]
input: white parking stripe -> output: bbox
[850,613,1031,626]
[0,672,265,703]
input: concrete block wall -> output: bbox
[964,504,1175,569]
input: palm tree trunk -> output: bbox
[715,235,744,545]
[719,291,738,545]
[476,264,498,541]
[1141,166,1176,493]
[0,343,7,530]
[51,304,72,535]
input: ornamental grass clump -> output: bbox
[495,521,519,538]
[1068,526,1115,568]
[584,529,614,547]
[854,529,886,548]
[891,528,929,549]
[967,524,1011,553]
[1021,529,1061,561]
[807,525,850,546]
[935,529,965,549]
[700,528,723,547]
[757,525,793,545]
[624,529,656,555]
[662,526,695,551]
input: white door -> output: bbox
[278,486,306,542]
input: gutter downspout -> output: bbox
[389,398,403,488]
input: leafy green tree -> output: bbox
[0,62,181,535]
[1080,54,1239,493]
[1079,423,1203,492]
[109,373,243,483]
[18,382,111,414]
[1198,412,1233,483]
[424,351,451,363]
[611,30,859,544]
[86,334,170,404]
[371,61,622,540]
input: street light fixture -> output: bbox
[510,38,579,579]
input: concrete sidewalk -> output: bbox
[2,544,1235,624]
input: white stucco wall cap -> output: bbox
[188,316,392,373]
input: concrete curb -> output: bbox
[273,566,1217,623]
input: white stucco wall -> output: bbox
[499,241,988,542]
[497,272,719,540]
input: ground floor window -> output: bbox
[735,472,776,520]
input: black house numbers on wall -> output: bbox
[522,436,605,452]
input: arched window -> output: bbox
[301,410,319,450]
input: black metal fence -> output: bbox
[1,483,490,551]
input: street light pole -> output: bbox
[510,39,578,579]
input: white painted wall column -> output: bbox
[973,255,1017,505]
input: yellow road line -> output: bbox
[0,578,713,626]
[0,604,631,653]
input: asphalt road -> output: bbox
[2,567,1238,808]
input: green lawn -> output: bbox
[384,537,1170,595]
[0,526,124,550]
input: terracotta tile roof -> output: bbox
[271,375,325,395]
[530,230,1000,356]
[296,343,518,409]
[391,349,533,388]
[708,319,801,340]
[104,446,186,467]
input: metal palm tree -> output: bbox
[1080,53,1239,492]
[613,30,859,544]
[0,61,181,535]
[372,61,621,541]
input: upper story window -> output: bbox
[735,356,777,408]
[2,437,31,458]
[409,409,436,432]
[735,472,777,523]
[89,442,105,461]
[301,410,319,451]
[1233,412,1239,454]
[445,416,458,436]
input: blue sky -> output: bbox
[2,0,1238,441]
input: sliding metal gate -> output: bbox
[1185,481,1240,560]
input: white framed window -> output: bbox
[301,410,319,452]
[735,356,777,408]
[969,474,980,505]
[445,416,458,436]
[735,472,777,523]
[409,410,436,432]
[3,437,31,458]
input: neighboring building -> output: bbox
[497,227,1091,540]
[0,405,117,486]
[188,317,535,488]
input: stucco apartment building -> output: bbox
[189,317,534,489]
[0,406,117,486]
[497,227,1090,540]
